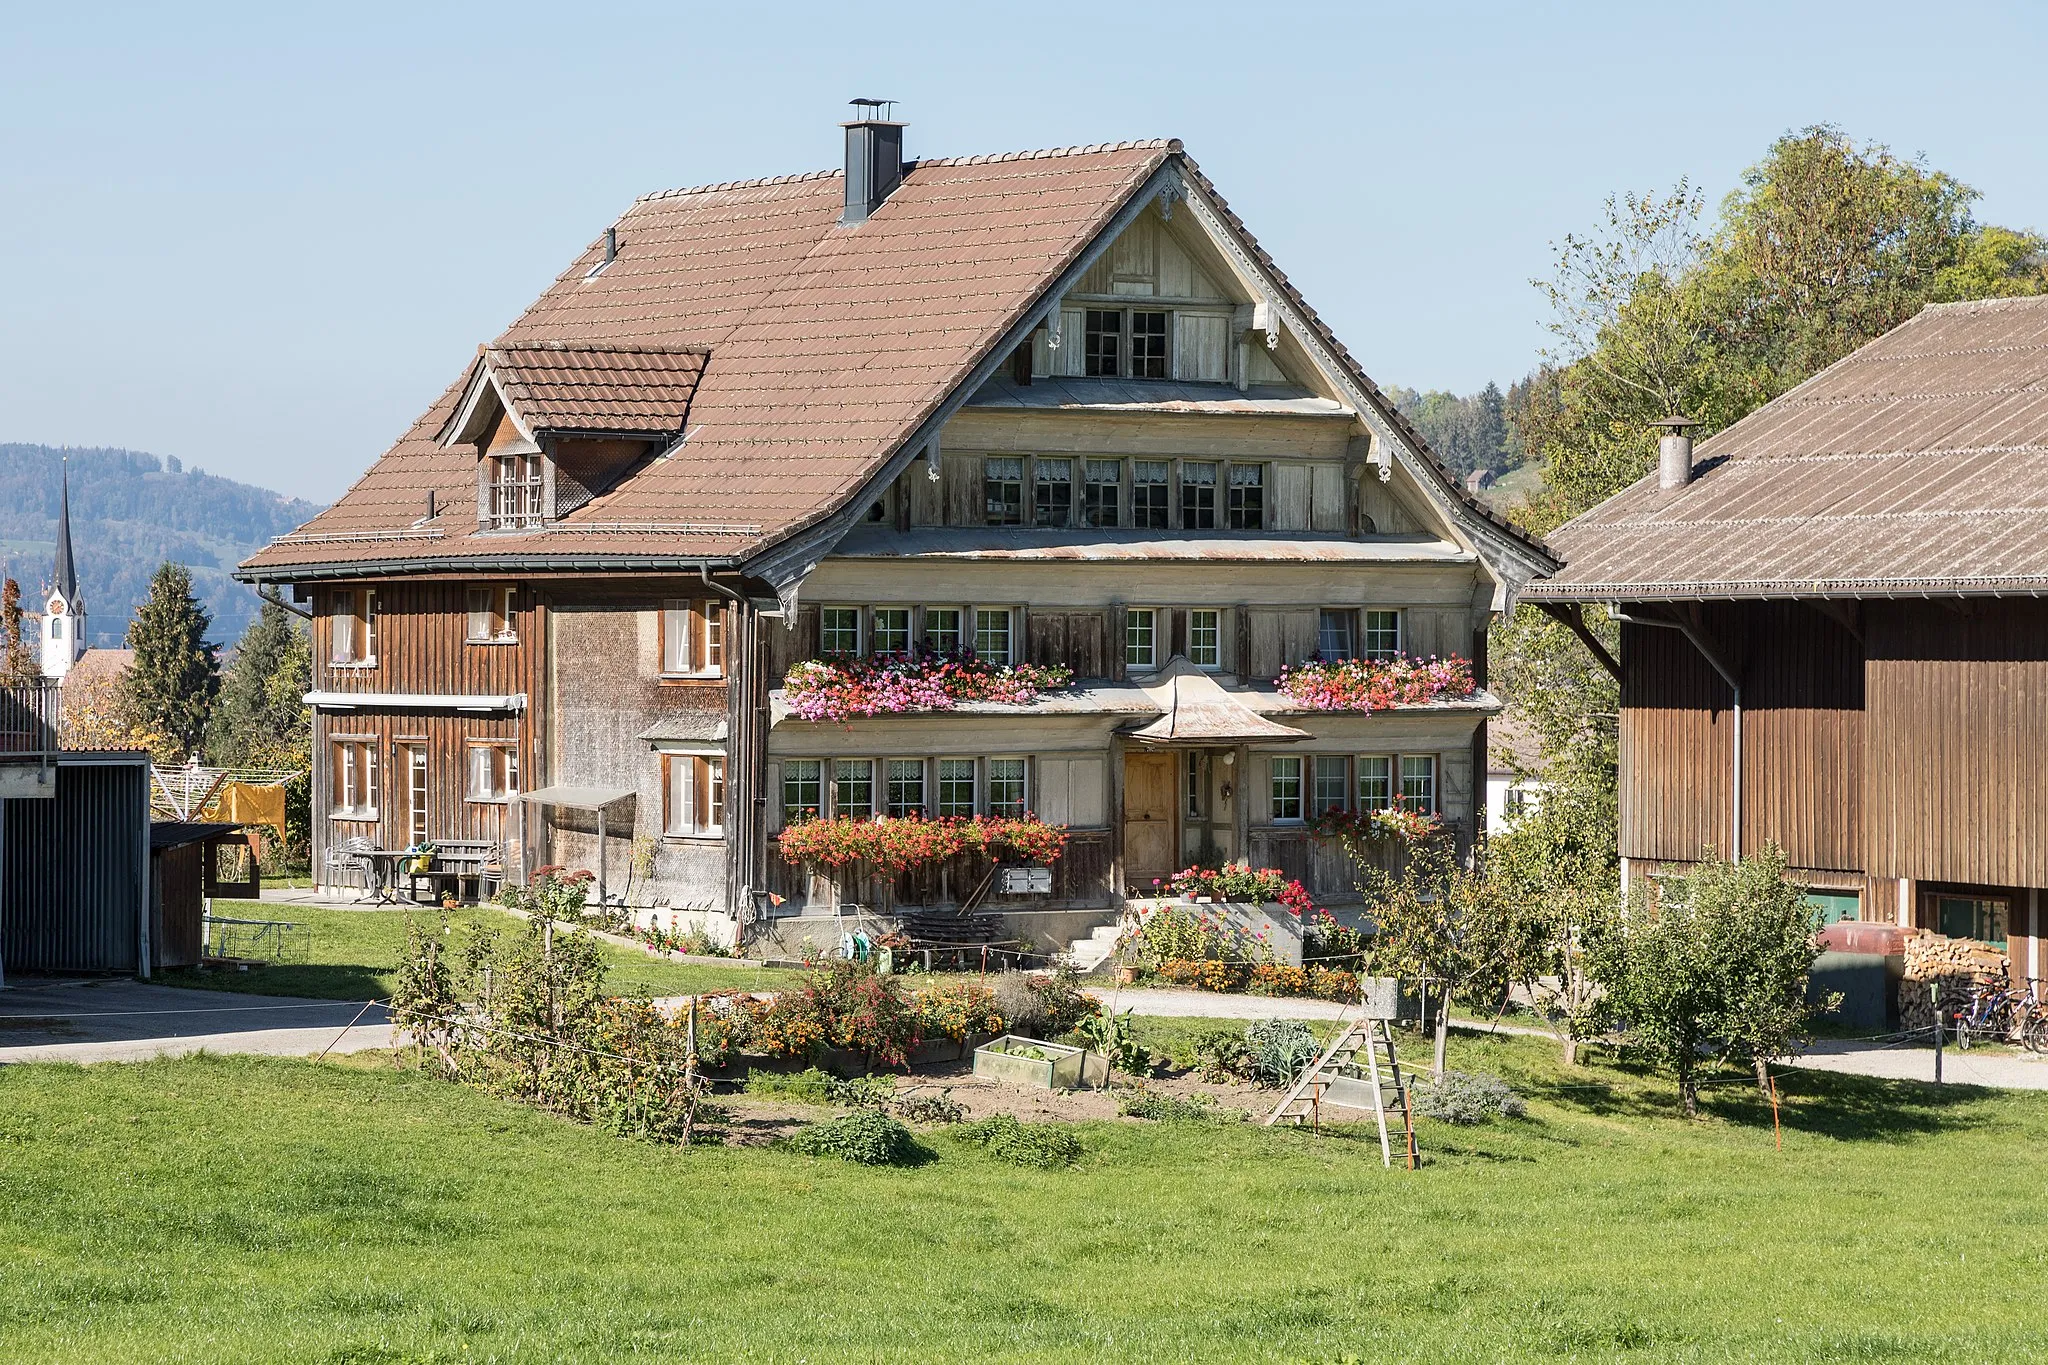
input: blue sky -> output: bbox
[4,1,2045,502]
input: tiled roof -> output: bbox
[244,142,1175,575]
[485,343,709,436]
[241,137,1545,580]
[1529,296,2048,601]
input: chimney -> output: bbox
[1653,415,1699,489]
[841,98,905,225]
[603,226,617,264]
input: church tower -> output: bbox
[42,461,85,681]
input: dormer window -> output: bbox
[486,455,544,530]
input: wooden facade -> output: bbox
[1616,597,2048,980]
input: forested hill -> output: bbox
[0,444,322,650]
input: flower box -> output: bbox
[783,649,1073,722]
[1276,653,1477,713]
[971,1034,1106,1090]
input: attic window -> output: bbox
[485,455,544,530]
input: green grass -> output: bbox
[159,903,800,1002]
[4,1030,2047,1362]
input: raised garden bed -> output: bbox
[972,1034,1108,1090]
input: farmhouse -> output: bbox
[237,110,1553,952]
[1527,295,2048,977]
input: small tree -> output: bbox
[122,561,219,761]
[209,599,313,861]
[1695,845,1839,1093]
[1587,882,1721,1116]
[1362,839,1540,1078]
[0,580,39,683]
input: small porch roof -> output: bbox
[522,785,635,810]
[1125,659,1311,744]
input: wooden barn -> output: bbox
[236,112,1554,956]
[1528,296,2048,980]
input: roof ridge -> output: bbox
[490,340,714,356]
[631,140,1180,204]
[1919,294,2048,314]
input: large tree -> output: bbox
[123,561,219,762]
[209,598,313,854]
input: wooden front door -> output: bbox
[1122,751,1178,894]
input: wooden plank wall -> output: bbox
[1865,600,2048,886]
[1619,604,1862,871]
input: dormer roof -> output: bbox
[442,342,711,446]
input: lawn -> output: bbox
[159,903,802,1002]
[4,1031,2046,1362]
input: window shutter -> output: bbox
[1056,308,1085,377]
[1167,607,1188,660]
[695,757,713,834]
[691,603,709,675]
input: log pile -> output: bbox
[1897,930,2008,1030]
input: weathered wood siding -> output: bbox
[1864,600,2048,886]
[1619,605,1862,872]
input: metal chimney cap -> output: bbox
[847,98,898,119]
[1649,414,1699,431]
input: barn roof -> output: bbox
[1529,295,2048,601]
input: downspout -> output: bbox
[258,585,312,621]
[1609,607,1743,861]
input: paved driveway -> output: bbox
[0,977,391,1064]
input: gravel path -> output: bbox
[1783,1037,2048,1090]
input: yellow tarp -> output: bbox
[205,782,288,838]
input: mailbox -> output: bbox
[998,866,1053,895]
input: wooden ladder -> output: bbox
[1264,1017,1417,1169]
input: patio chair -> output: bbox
[477,842,507,903]
[325,835,376,893]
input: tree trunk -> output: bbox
[1562,1034,1579,1068]
[1679,1066,1698,1118]
[1753,1051,1771,1097]
[1433,1004,1449,1079]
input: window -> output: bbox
[1181,462,1217,530]
[1228,464,1264,529]
[1133,461,1170,529]
[1185,757,1203,818]
[1188,609,1221,669]
[1400,755,1437,814]
[937,758,976,817]
[661,600,725,676]
[985,457,1023,526]
[486,454,544,529]
[665,754,725,837]
[404,747,428,845]
[1363,610,1402,661]
[834,759,874,820]
[886,759,926,818]
[820,607,861,658]
[1084,459,1121,527]
[1933,894,2008,949]
[871,607,910,657]
[331,739,378,818]
[975,608,1012,664]
[466,743,518,802]
[1130,310,1169,379]
[924,607,962,655]
[1357,756,1392,810]
[1125,608,1157,669]
[1318,609,1355,662]
[1270,755,1303,822]
[1313,756,1348,815]
[329,589,376,666]
[783,760,823,823]
[1034,458,1072,527]
[1084,309,1123,377]
[988,757,1027,818]
[466,586,515,643]
[1805,891,1860,926]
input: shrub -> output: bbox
[1414,1070,1526,1125]
[951,1114,1083,1168]
[1180,1028,1251,1082]
[1248,963,1309,997]
[1307,966,1361,1003]
[1077,1008,1150,1077]
[1116,1089,1243,1123]
[756,961,921,1067]
[912,982,1006,1043]
[1155,958,1249,992]
[1033,965,1102,1037]
[785,1110,924,1166]
[1244,1018,1322,1088]
[1303,912,1368,965]
[894,1091,965,1125]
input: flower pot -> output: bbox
[1116,964,1141,986]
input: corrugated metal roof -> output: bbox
[1531,296,2048,600]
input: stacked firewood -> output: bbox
[1897,931,2009,1030]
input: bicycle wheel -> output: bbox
[2026,1015,2048,1055]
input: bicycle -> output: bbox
[1951,980,2048,1052]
